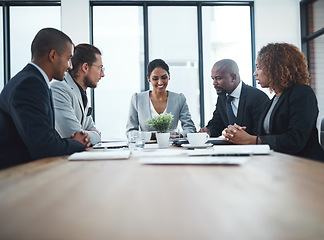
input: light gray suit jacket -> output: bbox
[126,90,196,136]
[50,73,101,145]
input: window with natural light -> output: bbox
[10,6,60,78]
[202,6,252,124]
[92,3,253,139]
[148,6,200,131]
[93,6,144,140]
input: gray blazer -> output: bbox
[50,73,101,145]
[126,90,196,136]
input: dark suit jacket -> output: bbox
[259,84,324,161]
[206,82,270,137]
[0,64,85,169]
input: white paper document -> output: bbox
[140,156,250,165]
[93,141,128,149]
[188,144,271,156]
[68,150,131,161]
[213,144,271,155]
[131,149,188,157]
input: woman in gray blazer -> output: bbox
[126,59,196,137]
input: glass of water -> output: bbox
[127,131,145,150]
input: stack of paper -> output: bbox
[188,144,271,156]
[68,150,130,161]
[93,141,128,149]
[139,145,270,165]
[131,149,188,157]
[139,156,250,165]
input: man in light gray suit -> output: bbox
[51,44,105,145]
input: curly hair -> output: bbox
[256,43,310,93]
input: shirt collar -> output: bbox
[29,62,50,88]
[228,81,242,99]
[67,72,86,96]
[73,77,87,96]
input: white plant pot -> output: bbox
[156,132,170,148]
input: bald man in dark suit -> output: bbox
[200,59,270,137]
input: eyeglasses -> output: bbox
[92,64,105,73]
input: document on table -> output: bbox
[68,149,131,161]
[93,141,128,149]
[139,156,250,165]
[131,149,188,157]
[188,144,271,156]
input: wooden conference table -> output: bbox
[0,144,324,240]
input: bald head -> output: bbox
[211,59,241,95]
[213,59,240,81]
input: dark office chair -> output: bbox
[321,118,324,148]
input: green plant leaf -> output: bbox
[146,113,174,133]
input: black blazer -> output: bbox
[259,84,324,161]
[206,82,270,137]
[0,64,85,169]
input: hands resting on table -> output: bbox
[222,124,259,145]
[199,124,259,145]
[70,131,91,148]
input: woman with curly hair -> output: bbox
[223,43,324,161]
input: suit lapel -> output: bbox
[218,95,228,124]
[271,90,287,115]
[258,90,287,134]
[65,74,86,124]
[48,88,55,128]
[27,64,56,128]
[267,90,288,132]
[146,91,153,119]
[236,82,246,124]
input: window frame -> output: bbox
[300,0,324,86]
[1,0,60,86]
[90,1,255,127]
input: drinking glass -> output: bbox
[127,131,145,150]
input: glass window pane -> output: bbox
[0,8,3,91]
[202,6,252,126]
[93,6,144,139]
[10,6,61,78]
[308,0,324,34]
[309,34,324,128]
[148,6,200,129]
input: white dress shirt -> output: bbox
[227,81,242,117]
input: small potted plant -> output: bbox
[147,113,174,148]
